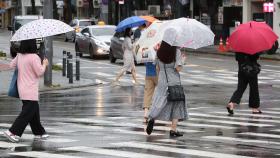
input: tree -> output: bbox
[63,0,72,23]
[53,0,59,19]
[31,0,36,14]
[88,0,94,18]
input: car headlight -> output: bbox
[97,48,104,54]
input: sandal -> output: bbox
[226,102,235,115]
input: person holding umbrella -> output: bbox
[226,21,278,115]
[146,28,188,137]
[4,39,49,143]
[112,28,140,85]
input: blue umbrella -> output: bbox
[116,16,146,32]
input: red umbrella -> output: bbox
[229,21,278,55]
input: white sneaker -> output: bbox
[34,134,49,140]
[3,130,20,143]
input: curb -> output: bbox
[0,82,102,97]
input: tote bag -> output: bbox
[8,57,19,98]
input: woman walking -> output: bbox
[4,39,49,143]
[146,40,188,137]
[112,28,139,86]
[227,52,262,115]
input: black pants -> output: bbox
[230,71,260,108]
[10,100,46,137]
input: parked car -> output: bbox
[75,25,116,58]
[8,15,43,58]
[65,19,96,42]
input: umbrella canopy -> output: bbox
[137,18,215,49]
[229,21,278,54]
[11,19,73,41]
[116,16,146,32]
[140,16,158,23]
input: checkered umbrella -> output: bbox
[10,19,74,41]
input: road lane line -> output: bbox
[112,142,254,158]
[9,151,82,158]
[60,146,172,158]
[0,141,28,148]
[190,113,280,124]
[202,136,280,145]
[189,118,274,127]
[238,132,280,139]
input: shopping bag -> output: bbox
[135,45,156,63]
[8,68,19,98]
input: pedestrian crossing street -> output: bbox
[78,59,280,85]
[1,106,280,157]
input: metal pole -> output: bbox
[76,52,80,81]
[43,0,53,86]
[69,54,73,84]
[67,51,70,78]
[62,50,66,76]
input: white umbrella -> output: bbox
[10,19,74,41]
[137,18,215,49]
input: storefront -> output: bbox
[0,0,15,29]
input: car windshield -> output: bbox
[15,19,36,30]
[90,28,115,36]
[79,21,95,26]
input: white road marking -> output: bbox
[190,113,280,124]
[0,141,28,148]
[238,132,280,139]
[263,64,280,68]
[89,72,114,77]
[202,136,280,145]
[113,129,164,136]
[239,109,280,115]
[182,79,208,84]
[112,142,255,158]
[60,146,172,158]
[189,118,274,127]
[214,112,280,119]
[191,76,236,84]
[9,151,82,158]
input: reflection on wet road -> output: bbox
[1,84,280,158]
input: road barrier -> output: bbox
[67,51,70,78]
[62,50,66,76]
[69,54,73,84]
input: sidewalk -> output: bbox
[0,58,97,96]
[184,45,280,61]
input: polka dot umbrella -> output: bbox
[10,19,74,41]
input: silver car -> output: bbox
[65,19,96,42]
[75,25,116,58]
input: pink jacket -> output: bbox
[10,54,46,101]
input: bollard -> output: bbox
[66,51,70,78]
[62,50,66,76]
[76,52,80,81]
[69,54,73,84]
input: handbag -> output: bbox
[240,61,261,77]
[164,64,185,102]
[8,68,19,98]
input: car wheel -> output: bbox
[65,37,68,42]
[89,45,95,59]
[109,49,116,63]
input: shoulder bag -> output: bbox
[164,64,185,102]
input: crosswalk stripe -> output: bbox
[271,129,280,132]
[113,129,164,136]
[190,113,280,124]
[202,136,280,145]
[191,76,236,84]
[150,119,236,130]
[213,112,280,119]
[239,109,280,115]
[89,72,114,77]
[0,141,28,148]
[9,151,83,158]
[267,108,280,110]
[112,141,255,158]
[182,79,208,84]
[189,118,274,127]
[238,132,280,139]
[60,146,171,158]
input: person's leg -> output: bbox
[143,78,154,122]
[170,119,183,137]
[229,72,248,106]
[131,67,139,84]
[9,100,37,137]
[29,101,46,135]
[171,119,178,131]
[248,75,261,113]
[115,69,125,82]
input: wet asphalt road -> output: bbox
[0,83,280,158]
